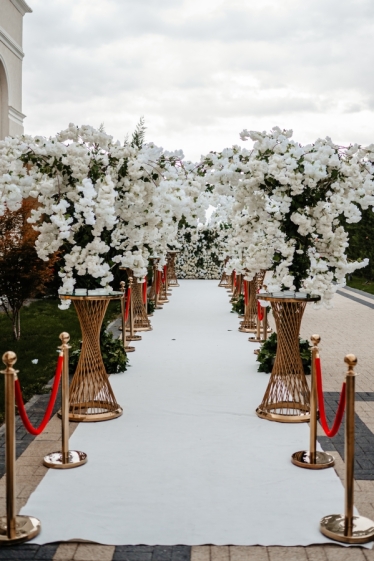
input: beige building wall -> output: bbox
[0,0,31,138]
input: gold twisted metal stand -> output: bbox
[44,333,87,468]
[239,279,257,333]
[59,293,123,422]
[291,335,334,469]
[167,251,180,287]
[230,273,242,303]
[125,273,152,332]
[256,293,320,423]
[0,352,41,544]
[320,355,374,543]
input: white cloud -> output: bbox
[22,0,374,160]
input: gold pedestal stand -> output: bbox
[120,281,135,352]
[0,352,41,545]
[320,355,374,544]
[256,292,320,423]
[292,335,334,469]
[239,279,257,333]
[124,271,152,332]
[123,277,142,342]
[59,292,123,422]
[44,333,87,469]
[230,273,242,303]
[158,268,169,304]
[167,251,180,287]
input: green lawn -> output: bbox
[346,275,374,296]
[0,298,122,419]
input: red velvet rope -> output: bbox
[233,271,237,287]
[315,356,346,437]
[15,354,64,436]
[162,265,167,283]
[243,281,249,306]
[156,271,162,294]
[142,277,147,304]
[125,287,131,321]
[257,290,264,321]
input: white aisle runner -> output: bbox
[22,280,347,545]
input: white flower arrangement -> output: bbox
[0,123,207,307]
[199,127,374,307]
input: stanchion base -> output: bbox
[43,450,87,469]
[133,326,153,332]
[158,299,169,304]
[248,337,264,343]
[238,327,257,333]
[256,403,310,423]
[0,515,41,545]
[126,335,142,341]
[320,514,374,544]
[291,450,334,469]
[60,403,123,422]
[125,345,135,353]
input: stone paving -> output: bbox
[0,285,373,559]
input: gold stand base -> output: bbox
[63,402,123,422]
[239,327,257,333]
[248,336,263,343]
[291,450,335,469]
[43,450,87,469]
[158,299,169,304]
[133,326,153,332]
[0,516,41,545]
[256,403,310,423]
[125,346,135,353]
[320,514,374,544]
[126,334,142,341]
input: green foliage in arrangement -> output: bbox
[256,332,311,375]
[231,294,245,315]
[69,322,128,376]
[147,299,155,315]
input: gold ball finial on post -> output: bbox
[120,280,125,292]
[59,332,70,346]
[2,351,17,368]
[344,354,357,370]
[311,334,321,347]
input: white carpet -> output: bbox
[22,280,350,545]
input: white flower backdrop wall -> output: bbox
[175,225,225,280]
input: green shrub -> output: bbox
[231,294,245,315]
[256,332,311,374]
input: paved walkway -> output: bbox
[0,285,374,559]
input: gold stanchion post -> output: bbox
[0,352,41,544]
[44,334,87,469]
[320,354,374,543]
[291,335,334,469]
[120,281,135,352]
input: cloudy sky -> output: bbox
[22,0,374,161]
